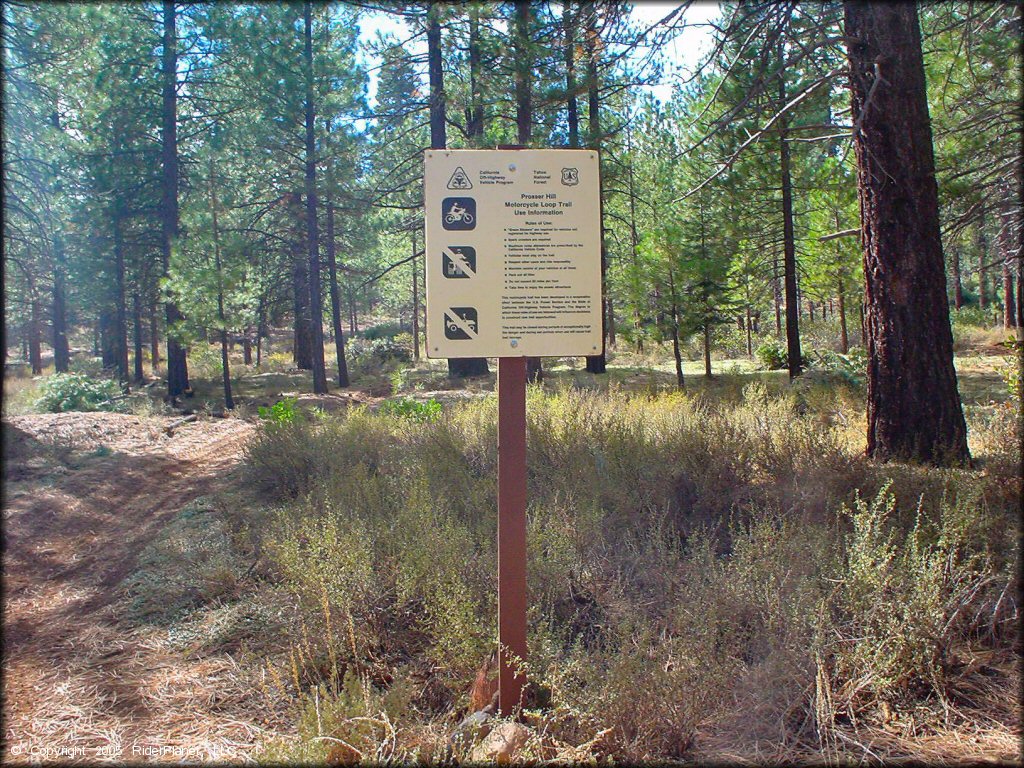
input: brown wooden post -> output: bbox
[497,356,528,716]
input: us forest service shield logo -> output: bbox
[561,167,579,185]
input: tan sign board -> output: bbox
[424,149,602,358]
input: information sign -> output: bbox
[424,149,602,358]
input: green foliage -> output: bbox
[756,340,788,370]
[35,373,124,413]
[257,397,299,426]
[810,348,866,388]
[347,335,413,368]
[377,397,442,422]
[240,384,1018,762]
[359,322,405,341]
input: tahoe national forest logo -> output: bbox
[561,167,579,185]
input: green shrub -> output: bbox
[241,387,1019,763]
[359,322,405,341]
[756,340,788,370]
[35,372,124,413]
[257,397,298,425]
[377,397,442,422]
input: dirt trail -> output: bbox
[2,414,266,763]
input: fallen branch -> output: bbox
[164,414,198,434]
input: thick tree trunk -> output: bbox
[668,268,684,390]
[779,78,801,376]
[292,194,313,369]
[208,155,233,409]
[325,199,349,386]
[583,2,606,373]
[411,229,420,361]
[159,4,190,403]
[513,0,543,384]
[161,1,190,400]
[303,3,328,394]
[977,211,988,312]
[133,290,145,382]
[845,1,969,465]
[950,242,964,309]
[430,4,488,379]
[999,190,1017,328]
[467,5,484,144]
[29,299,42,375]
[564,2,579,149]
[52,234,70,373]
[150,302,160,372]
[113,202,129,385]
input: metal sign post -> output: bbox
[423,149,601,716]
[497,356,528,715]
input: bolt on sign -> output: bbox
[425,149,602,358]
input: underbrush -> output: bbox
[238,386,1019,763]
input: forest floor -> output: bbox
[2,413,270,762]
[1,340,1018,763]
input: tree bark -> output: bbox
[950,242,964,309]
[29,298,42,375]
[703,323,712,378]
[292,194,313,369]
[208,155,234,409]
[778,39,802,378]
[411,228,420,361]
[303,2,328,394]
[430,4,488,379]
[513,0,543,383]
[133,290,145,382]
[976,210,988,312]
[845,1,969,465]
[668,266,684,389]
[325,199,349,386]
[150,301,160,372]
[112,201,130,385]
[999,186,1017,328]
[51,234,70,373]
[563,2,579,149]
[161,0,190,400]
[583,2,606,373]
[467,4,484,143]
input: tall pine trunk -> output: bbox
[303,2,328,394]
[845,1,969,465]
[430,4,488,379]
[778,39,802,378]
[113,200,129,386]
[52,234,70,373]
[583,2,607,373]
[515,0,543,382]
[292,194,313,369]
[161,1,190,399]
[977,210,988,312]
[950,243,964,309]
[325,199,349,386]
[208,155,233,409]
[133,290,145,382]
[411,229,420,361]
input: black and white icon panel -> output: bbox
[443,246,476,278]
[442,197,476,230]
[444,307,478,339]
